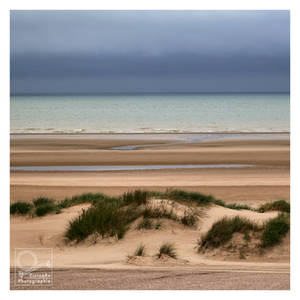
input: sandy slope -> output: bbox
[10,202,288,272]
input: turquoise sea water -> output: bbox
[10,93,290,134]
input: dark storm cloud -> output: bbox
[11,53,289,78]
[10,10,290,94]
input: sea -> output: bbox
[10,93,290,134]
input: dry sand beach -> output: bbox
[10,134,290,289]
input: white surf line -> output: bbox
[10,164,254,172]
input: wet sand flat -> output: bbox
[10,135,290,204]
[11,140,289,167]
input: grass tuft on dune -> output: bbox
[161,189,214,206]
[57,193,117,209]
[10,202,33,215]
[123,190,150,206]
[180,209,199,227]
[65,199,141,242]
[198,213,290,252]
[198,216,260,249]
[213,199,253,211]
[33,197,55,207]
[35,203,57,216]
[134,244,146,256]
[33,197,57,216]
[157,242,177,259]
[257,200,290,213]
[137,217,154,230]
[261,213,290,247]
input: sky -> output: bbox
[10,10,290,94]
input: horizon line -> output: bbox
[11,91,290,97]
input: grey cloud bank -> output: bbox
[10,10,290,94]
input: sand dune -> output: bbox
[10,201,288,271]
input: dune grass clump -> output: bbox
[163,189,214,206]
[212,198,290,213]
[155,220,162,230]
[212,199,226,207]
[212,199,253,211]
[134,244,146,256]
[136,218,162,230]
[180,210,198,227]
[258,200,290,213]
[65,199,142,242]
[137,217,153,230]
[223,203,253,211]
[261,213,290,248]
[32,197,57,216]
[198,216,260,250]
[198,213,290,253]
[143,206,177,221]
[57,193,115,209]
[122,190,150,206]
[10,202,33,215]
[11,193,115,218]
[167,191,292,214]
[157,242,177,259]
[35,203,57,216]
[116,224,129,240]
[33,197,55,207]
